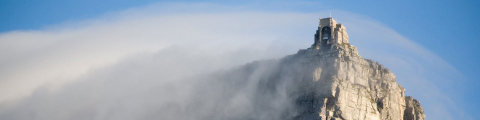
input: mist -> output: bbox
[0,2,471,120]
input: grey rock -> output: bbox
[273,17,426,120]
[283,43,421,120]
[199,17,425,120]
[404,96,426,120]
[212,43,425,120]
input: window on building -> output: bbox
[321,27,331,45]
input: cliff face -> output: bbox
[404,96,426,120]
[284,44,425,120]
[228,43,425,120]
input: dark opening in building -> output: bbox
[321,26,331,46]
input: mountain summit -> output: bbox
[285,17,426,120]
[222,17,426,120]
[177,17,426,120]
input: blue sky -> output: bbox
[1,0,479,119]
[2,0,479,76]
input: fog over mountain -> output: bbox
[0,3,470,120]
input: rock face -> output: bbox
[279,43,425,120]
[404,96,426,120]
[218,43,425,120]
[199,18,425,120]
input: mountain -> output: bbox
[288,43,425,120]
[195,17,425,120]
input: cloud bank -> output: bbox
[0,2,471,120]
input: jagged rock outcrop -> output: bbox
[194,17,425,120]
[225,43,426,120]
[404,96,426,120]
[282,43,425,120]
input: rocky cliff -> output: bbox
[211,43,426,120]
[286,43,425,120]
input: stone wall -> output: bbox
[314,18,349,48]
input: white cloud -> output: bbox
[0,2,471,120]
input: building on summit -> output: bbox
[312,17,349,49]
